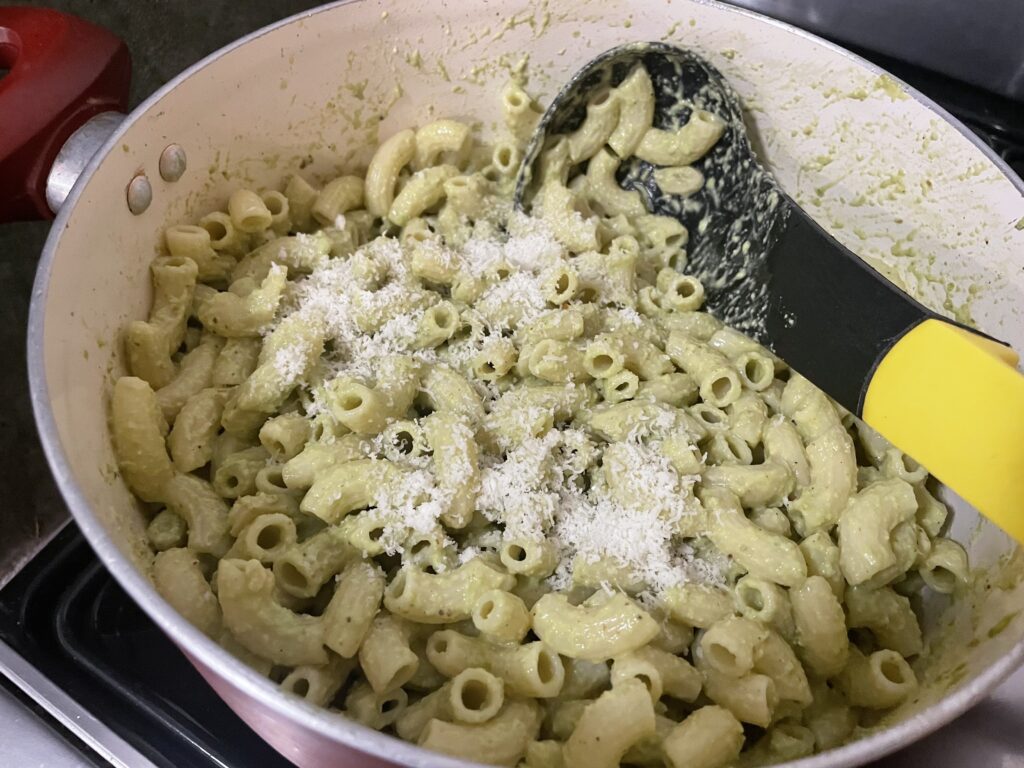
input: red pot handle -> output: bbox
[0,7,130,223]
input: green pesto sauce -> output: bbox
[987,611,1021,639]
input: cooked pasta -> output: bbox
[110,65,962,767]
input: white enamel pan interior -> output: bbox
[27,0,1024,766]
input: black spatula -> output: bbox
[514,42,1024,543]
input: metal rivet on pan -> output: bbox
[127,174,153,215]
[159,144,187,182]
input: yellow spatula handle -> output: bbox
[863,318,1024,543]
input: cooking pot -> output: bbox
[4,1,1023,766]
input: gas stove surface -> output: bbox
[0,525,291,767]
[0,6,1022,768]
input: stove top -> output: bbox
[0,13,1022,768]
[0,524,292,768]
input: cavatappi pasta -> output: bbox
[111,66,967,767]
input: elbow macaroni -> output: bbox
[108,67,967,766]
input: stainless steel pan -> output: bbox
[4,1,1023,766]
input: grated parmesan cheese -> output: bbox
[477,429,721,593]
[256,209,727,597]
[368,464,452,555]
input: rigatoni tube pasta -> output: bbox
[108,63,966,766]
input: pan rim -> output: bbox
[25,1,1024,767]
